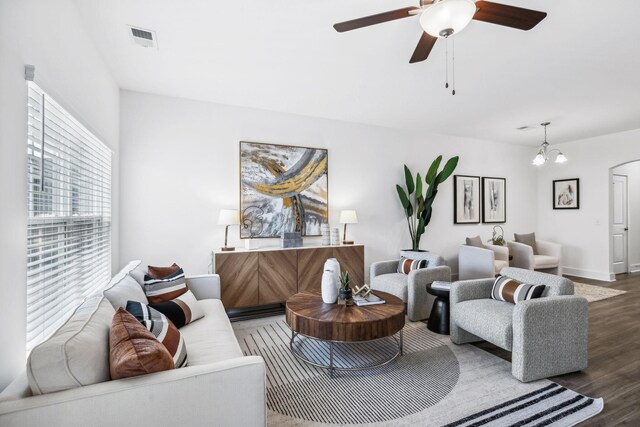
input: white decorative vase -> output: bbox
[321,258,341,304]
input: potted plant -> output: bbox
[396,155,458,256]
[338,271,353,306]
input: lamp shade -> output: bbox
[555,152,568,163]
[532,153,545,166]
[419,0,476,38]
[217,209,240,225]
[339,210,358,224]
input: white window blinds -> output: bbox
[26,82,112,352]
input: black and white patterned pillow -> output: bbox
[150,290,204,328]
[397,257,428,275]
[491,275,545,304]
[126,301,188,368]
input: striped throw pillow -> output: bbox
[143,268,187,304]
[491,275,545,304]
[397,257,428,275]
[150,290,204,328]
[126,301,188,368]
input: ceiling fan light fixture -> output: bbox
[419,0,477,38]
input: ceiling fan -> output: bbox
[334,0,547,64]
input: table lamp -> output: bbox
[218,209,240,251]
[339,210,358,245]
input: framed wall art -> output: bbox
[454,175,481,224]
[553,178,579,209]
[482,177,506,223]
[240,141,328,238]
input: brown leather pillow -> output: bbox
[109,308,174,380]
[147,263,180,280]
[514,232,538,255]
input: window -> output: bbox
[26,82,112,352]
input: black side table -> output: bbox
[426,281,451,335]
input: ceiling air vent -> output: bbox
[127,26,157,48]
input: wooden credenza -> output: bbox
[213,245,364,310]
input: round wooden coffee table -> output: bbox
[286,290,405,376]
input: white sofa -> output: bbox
[0,261,266,427]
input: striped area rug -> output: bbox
[233,317,603,426]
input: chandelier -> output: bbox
[532,122,567,166]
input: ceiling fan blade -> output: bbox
[334,7,419,32]
[473,1,547,31]
[409,32,437,63]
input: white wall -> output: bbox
[612,161,640,272]
[0,0,119,389]
[536,129,640,280]
[119,90,538,280]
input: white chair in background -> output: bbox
[508,236,562,276]
[458,243,509,280]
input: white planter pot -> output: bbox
[400,250,431,260]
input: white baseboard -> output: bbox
[562,267,615,282]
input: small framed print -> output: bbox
[553,178,579,209]
[454,175,481,224]
[482,177,506,223]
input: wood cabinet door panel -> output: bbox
[259,250,298,304]
[298,248,334,292]
[215,252,259,309]
[334,246,365,287]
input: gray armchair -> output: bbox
[370,252,450,322]
[450,267,588,382]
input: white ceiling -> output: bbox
[73,0,640,145]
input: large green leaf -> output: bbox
[436,156,459,184]
[415,173,423,201]
[423,206,433,226]
[417,217,426,236]
[396,184,410,209]
[425,155,442,185]
[404,165,415,195]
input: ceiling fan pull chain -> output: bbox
[445,37,449,89]
[452,37,456,95]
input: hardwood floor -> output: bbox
[472,273,640,426]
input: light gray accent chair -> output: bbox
[450,267,588,382]
[508,240,562,276]
[458,244,509,280]
[370,251,451,322]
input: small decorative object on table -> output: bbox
[338,271,353,306]
[487,225,505,246]
[353,292,386,306]
[330,227,340,246]
[321,223,331,246]
[321,258,341,304]
[281,232,303,248]
[353,284,372,298]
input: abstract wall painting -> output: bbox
[240,141,328,238]
[454,175,481,224]
[482,177,506,223]
[553,178,579,209]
